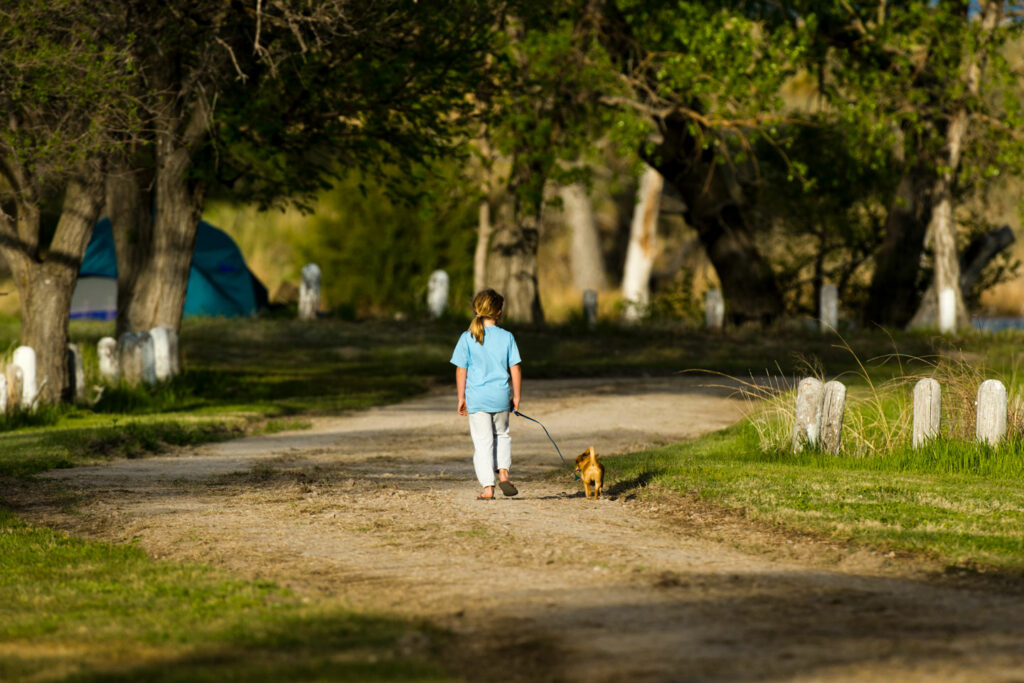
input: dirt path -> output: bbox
[12,377,1024,681]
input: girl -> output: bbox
[450,289,522,500]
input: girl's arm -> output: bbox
[456,367,468,416]
[510,363,522,412]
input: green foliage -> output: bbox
[294,163,479,318]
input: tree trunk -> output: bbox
[487,197,544,323]
[1,176,104,404]
[908,0,1001,331]
[559,182,607,293]
[646,115,783,324]
[474,198,492,295]
[864,165,933,326]
[117,113,207,336]
[107,160,154,337]
[620,165,662,321]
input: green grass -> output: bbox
[0,508,452,681]
[608,421,1024,572]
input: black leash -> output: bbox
[513,410,579,480]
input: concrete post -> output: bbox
[299,263,322,321]
[427,270,449,318]
[939,287,956,334]
[976,379,1007,446]
[820,284,838,332]
[98,337,118,382]
[913,378,941,449]
[820,380,847,454]
[792,377,824,451]
[66,343,86,403]
[12,346,37,409]
[705,289,724,332]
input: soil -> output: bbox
[9,376,1024,681]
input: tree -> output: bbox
[0,0,134,403]
[108,1,499,339]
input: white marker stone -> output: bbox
[583,289,598,327]
[939,287,956,334]
[976,379,1007,446]
[0,373,7,415]
[98,337,118,382]
[820,380,847,454]
[12,346,37,409]
[299,263,321,321]
[139,332,157,386]
[67,343,85,403]
[820,284,838,332]
[427,270,449,318]
[150,327,172,381]
[913,378,941,449]
[792,377,824,452]
[118,332,143,385]
[705,289,724,332]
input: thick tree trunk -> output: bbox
[559,182,607,293]
[117,112,207,336]
[908,1,1000,331]
[647,116,783,324]
[0,176,104,404]
[107,161,154,337]
[620,165,662,321]
[487,198,544,323]
[864,166,933,326]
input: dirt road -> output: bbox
[13,377,1024,681]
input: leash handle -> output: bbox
[513,410,569,469]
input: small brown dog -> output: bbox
[574,446,604,500]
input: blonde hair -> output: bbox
[469,289,503,344]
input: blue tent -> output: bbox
[73,218,268,320]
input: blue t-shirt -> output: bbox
[450,326,522,413]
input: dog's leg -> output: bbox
[583,479,591,499]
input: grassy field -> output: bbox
[1,315,1022,679]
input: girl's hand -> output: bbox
[512,395,520,412]
[457,398,467,416]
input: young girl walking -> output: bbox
[450,289,522,500]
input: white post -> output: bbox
[819,284,838,332]
[705,289,724,332]
[820,380,847,454]
[583,289,598,327]
[150,327,172,381]
[98,337,118,382]
[976,379,1007,446]
[939,287,956,334]
[118,332,143,386]
[12,346,37,409]
[166,327,180,376]
[67,343,86,403]
[139,332,157,386]
[299,263,322,321]
[792,377,824,451]
[0,374,7,415]
[912,378,941,449]
[427,270,449,319]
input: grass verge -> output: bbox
[608,421,1024,573]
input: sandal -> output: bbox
[476,493,494,500]
[498,480,518,497]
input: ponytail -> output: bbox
[469,289,503,344]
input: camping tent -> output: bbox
[71,218,268,320]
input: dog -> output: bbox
[574,446,604,500]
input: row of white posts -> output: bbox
[576,285,841,331]
[792,376,1012,453]
[300,265,451,320]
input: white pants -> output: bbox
[468,410,511,487]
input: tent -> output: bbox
[71,218,268,320]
